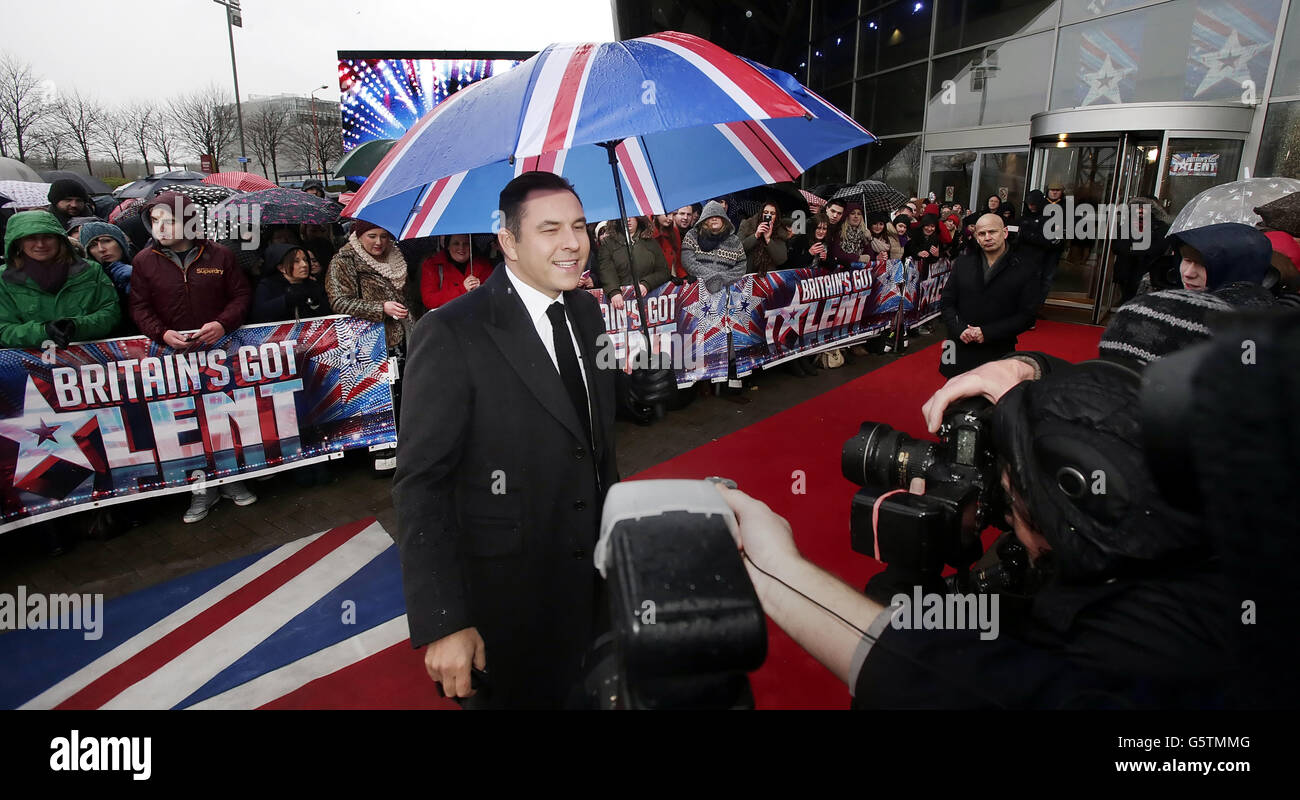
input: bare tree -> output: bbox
[170,85,236,170]
[99,108,134,178]
[285,113,317,179]
[0,53,53,162]
[29,120,66,170]
[125,102,155,174]
[54,90,105,176]
[246,101,291,182]
[311,107,344,183]
[147,108,179,171]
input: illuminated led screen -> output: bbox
[338,51,532,152]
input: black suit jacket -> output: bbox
[939,247,1040,378]
[392,266,618,708]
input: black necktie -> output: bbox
[545,302,592,447]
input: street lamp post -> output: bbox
[310,85,328,187]
[213,0,247,171]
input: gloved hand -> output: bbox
[44,318,76,348]
[628,366,677,408]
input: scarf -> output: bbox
[23,255,72,294]
[697,229,728,252]
[348,233,408,290]
[839,222,866,256]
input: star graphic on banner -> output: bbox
[771,305,808,343]
[311,320,374,403]
[29,419,60,444]
[1081,54,1135,106]
[1193,30,1268,98]
[0,377,98,484]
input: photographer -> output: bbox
[718,307,1238,707]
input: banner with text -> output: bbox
[0,317,396,533]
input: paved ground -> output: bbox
[0,332,951,602]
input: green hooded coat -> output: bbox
[0,210,120,347]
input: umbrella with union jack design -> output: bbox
[340,31,875,239]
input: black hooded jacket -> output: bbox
[251,243,331,322]
[1167,222,1273,290]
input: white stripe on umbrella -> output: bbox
[715,123,779,185]
[404,170,470,239]
[515,43,588,159]
[514,148,569,178]
[641,33,805,121]
[615,138,664,215]
[802,85,872,134]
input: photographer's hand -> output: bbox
[714,485,884,686]
[921,358,1037,433]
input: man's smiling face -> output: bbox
[499,188,589,299]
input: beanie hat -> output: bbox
[1025,189,1046,208]
[892,215,911,227]
[867,210,889,226]
[919,213,939,228]
[1254,191,1300,237]
[48,179,91,205]
[1098,289,1231,366]
[1212,281,1277,309]
[349,218,383,237]
[79,221,131,260]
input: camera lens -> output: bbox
[842,422,938,488]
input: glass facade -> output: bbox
[927,33,1056,130]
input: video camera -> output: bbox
[841,398,1030,602]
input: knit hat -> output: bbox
[919,213,939,228]
[349,219,384,237]
[48,179,91,205]
[1254,191,1300,237]
[1212,281,1277,309]
[892,215,911,227]
[1025,189,1045,208]
[79,221,131,260]
[1098,289,1231,366]
[867,210,889,226]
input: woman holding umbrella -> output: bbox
[326,220,415,472]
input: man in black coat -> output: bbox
[1015,189,1065,305]
[939,213,1040,378]
[392,172,618,708]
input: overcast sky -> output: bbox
[3,0,616,108]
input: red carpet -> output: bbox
[630,321,1104,708]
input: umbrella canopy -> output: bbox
[115,170,207,199]
[333,139,397,179]
[40,170,112,196]
[0,157,42,182]
[108,198,139,223]
[216,187,343,225]
[728,182,811,219]
[0,180,52,209]
[800,189,826,212]
[204,171,277,192]
[344,32,873,237]
[830,180,909,214]
[1168,177,1300,234]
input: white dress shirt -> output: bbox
[503,265,591,398]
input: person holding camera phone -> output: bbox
[129,192,257,523]
[738,202,789,276]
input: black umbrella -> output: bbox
[41,170,112,196]
[830,180,909,214]
[730,182,811,219]
[116,170,207,199]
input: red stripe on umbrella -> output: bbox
[204,172,278,192]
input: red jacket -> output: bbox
[420,249,495,310]
[129,240,250,343]
[654,225,684,278]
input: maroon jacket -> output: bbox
[129,194,250,343]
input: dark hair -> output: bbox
[499,171,581,239]
[825,199,845,211]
